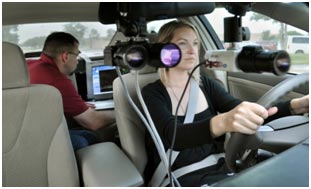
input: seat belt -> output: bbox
[150,79,225,186]
[150,78,200,186]
[160,153,225,187]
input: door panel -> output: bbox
[227,72,308,103]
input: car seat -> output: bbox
[2,42,79,186]
[113,65,159,177]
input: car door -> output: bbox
[227,72,308,103]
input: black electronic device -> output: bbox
[104,40,182,70]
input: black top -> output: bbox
[142,76,291,186]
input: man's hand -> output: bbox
[86,102,96,109]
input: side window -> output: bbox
[205,8,309,74]
[3,22,117,57]
[293,37,309,44]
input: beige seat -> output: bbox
[2,42,79,187]
[113,66,159,177]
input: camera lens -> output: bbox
[160,43,181,67]
[274,52,290,74]
[115,44,148,70]
[149,43,181,68]
[126,48,145,67]
[111,42,181,70]
[237,46,290,75]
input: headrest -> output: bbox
[2,42,29,89]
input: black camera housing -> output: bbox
[104,40,182,70]
[104,40,148,70]
[237,45,290,75]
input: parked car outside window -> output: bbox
[286,35,309,54]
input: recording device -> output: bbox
[205,45,290,75]
[104,40,182,70]
[210,4,290,75]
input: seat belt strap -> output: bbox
[160,153,225,187]
[149,79,200,187]
[184,79,200,124]
[149,150,179,187]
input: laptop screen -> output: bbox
[91,65,118,100]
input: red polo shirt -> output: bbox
[27,54,88,117]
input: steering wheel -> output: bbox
[225,73,309,172]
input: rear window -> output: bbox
[3,22,117,56]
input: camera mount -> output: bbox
[116,15,148,37]
[223,3,253,43]
[104,3,185,70]
[116,3,148,37]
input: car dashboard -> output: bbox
[214,138,309,187]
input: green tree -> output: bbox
[63,23,87,39]
[3,25,19,44]
[287,31,303,36]
[250,13,287,49]
[261,30,271,40]
[89,29,100,39]
[21,36,45,49]
[88,29,100,48]
[105,28,116,40]
[63,23,87,47]
[261,30,277,41]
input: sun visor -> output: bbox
[98,2,215,24]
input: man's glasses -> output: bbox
[68,51,80,56]
[68,50,81,60]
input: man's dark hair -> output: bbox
[43,32,79,58]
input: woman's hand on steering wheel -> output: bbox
[211,102,278,137]
[225,73,309,173]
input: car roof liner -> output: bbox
[215,2,308,32]
[98,2,215,24]
[251,2,308,32]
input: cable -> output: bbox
[168,62,205,185]
[116,62,204,186]
[134,71,181,187]
[116,67,179,186]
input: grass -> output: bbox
[290,53,309,65]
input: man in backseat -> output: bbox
[27,32,115,150]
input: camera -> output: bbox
[237,45,290,75]
[104,40,182,70]
[205,45,290,75]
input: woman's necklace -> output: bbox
[168,85,187,114]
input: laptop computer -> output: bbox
[86,62,118,110]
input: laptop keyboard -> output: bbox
[86,99,114,110]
